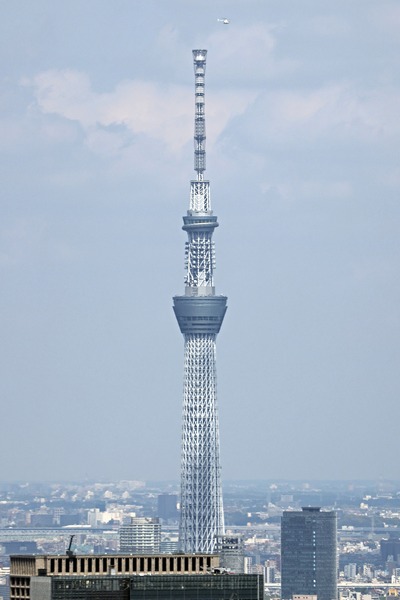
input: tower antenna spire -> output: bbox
[193,49,207,182]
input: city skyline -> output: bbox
[1,0,399,482]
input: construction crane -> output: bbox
[66,535,75,558]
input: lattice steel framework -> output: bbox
[173,50,227,554]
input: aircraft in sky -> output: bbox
[217,18,230,24]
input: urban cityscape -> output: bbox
[0,1,400,600]
[2,478,400,599]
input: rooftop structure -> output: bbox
[10,553,219,600]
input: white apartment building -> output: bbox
[119,517,161,553]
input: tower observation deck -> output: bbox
[173,50,227,554]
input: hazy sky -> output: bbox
[1,0,399,483]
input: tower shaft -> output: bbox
[173,50,227,554]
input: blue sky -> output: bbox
[1,0,399,482]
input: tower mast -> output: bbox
[173,50,227,553]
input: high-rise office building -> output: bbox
[264,560,276,584]
[119,517,160,554]
[343,563,357,579]
[173,50,227,554]
[281,507,337,600]
[157,494,179,522]
[381,535,400,563]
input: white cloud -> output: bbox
[205,23,297,83]
[286,85,399,139]
[207,23,276,60]
[0,112,79,153]
[26,69,255,162]
[235,83,400,148]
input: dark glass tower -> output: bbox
[281,507,337,600]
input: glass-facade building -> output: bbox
[30,574,263,600]
[281,507,337,600]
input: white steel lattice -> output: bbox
[179,334,225,553]
[185,234,215,288]
[190,181,210,212]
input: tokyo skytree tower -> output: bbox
[173,50,227,554]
